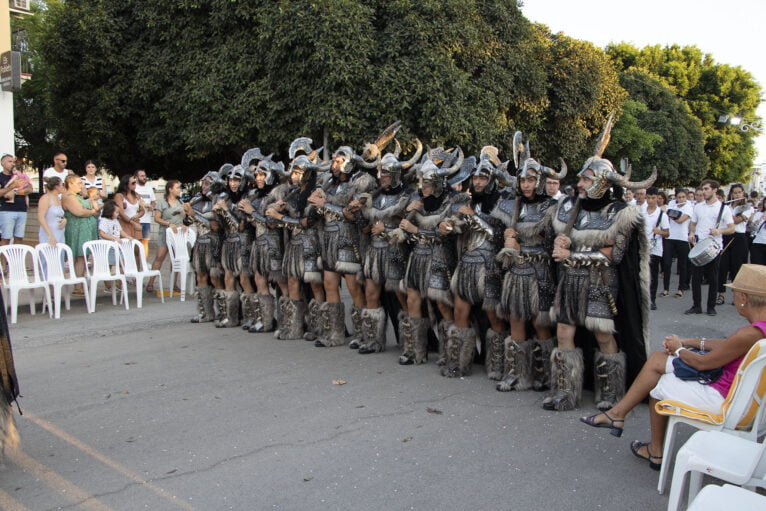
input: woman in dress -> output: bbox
[38,177,66,246]
[146,180,190,293]
[62,175,101,295]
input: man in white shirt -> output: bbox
[635,188,648,213]
[623,188,635,205]
[42,152,73,186]
[663,188,694,297]
[545,177,565,200]
[642,187,669,310]
[686,179,735,316]
[717,184,751,305]
[133,169,156,255]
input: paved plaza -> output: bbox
[0,271,746,510]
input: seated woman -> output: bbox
[580,264,766,470]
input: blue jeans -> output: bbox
[141,223,151,239]
[0,211,27,240]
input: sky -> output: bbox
[520,0,766,164]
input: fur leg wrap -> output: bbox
[240,293,257,330]
[216,290,240,328]
[396,311,408,346]
[250,294,275,333]
[358,307,387,354]
[279,300,306,340]
[485,329,505,381]
[542,348,584,411]
[398,315,414,364]
[315,302,347,347]
[191,286,214,323]
[532,337,555,392]
[213,289,226,324]
[594,350,626,411]
[348,306,364,349]
[303,299,320,341]
[274,296,289,339]
[436,320,453,367]
[442,326,475,377]
[411,316,429,365]
[496,337,533,391]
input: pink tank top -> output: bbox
[710,320,766,397]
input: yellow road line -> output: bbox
[23,411,197,511]
[0,488,32,511]
[7,449,112,511]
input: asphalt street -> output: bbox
[0,271,746,510]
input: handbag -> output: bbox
[672,348,723,385]
[667,208,682,220]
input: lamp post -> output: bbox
[718,114,763,133]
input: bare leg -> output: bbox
[436,301,453,322]
[239,273,255,294]
[344,273,365,308]
[486,309,505,333]
[254,272,269,295]
[557,322,576,350]
[224,270,236,292]
[288,277,301,301]
[310,282,325,302]
[406,288,422,318]
[595,330,619,354]
[365,279,382,309]
[453,294,471,328]
[323,271,341,303]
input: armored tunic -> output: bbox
[247,186,285,283]
[450,191,507,311]
[318,171,376,275]
[494,195,558,324]
[551,196,645,333]
[400,190,467,306]
[189,193,223,278]
[218,192,252,277]
[278,185,324,284]
[360,186,410,292]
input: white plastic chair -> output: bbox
[82,240,128,313]
[119,239,163,308]
[35,242,91,318]
[667,431,766,511]
[655,339,766,493]
[0,244,52,324]
[685,484,766,511]
[165,227,196,301]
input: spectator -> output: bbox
[133,169,156,256]
[62,175,101,296]
[545,177,565,200]
[81,160,107,200]
[146,180,190,294]
[635,188,648,212]
[623,188,635,205]
[657,191,668,210]
[113,175,145,241]
[0,154,33,246]
[98,200,131,292]
[38,177,66,246]
[42,152,73,183]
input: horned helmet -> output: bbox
[416,146,464,197]
[470,146,517,194]
[512,132,567,196]
[288,137,323,163]
[253,155,286,187]
[289,155,330,186]
[377,138,422,189]
[576,115,657,199]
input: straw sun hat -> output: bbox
[724,264,766,298]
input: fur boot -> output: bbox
[411,316,429,364]
[398,315,414,364]
[274,296,289,339]
[594,350,626,411]
[442,326,475,377]
[303,299,321,342]
[395,311,408,346]
[250,294,275,333]
[348,306,364,349]
[315,302,347,347]
[191,286,214,323]
[541,348,584,411]
[216,290,241,328]
[280,299,306,340]
[358,307,387,354]
[532,337,555,392]
[436,320,453,366]
[240,293,257,330]
[213,289,226,323]
[496,337,533,391]
[485,329,505,381]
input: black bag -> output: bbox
[672,348,723,385]
[667,208,682,220]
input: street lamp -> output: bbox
[718,114,762,132]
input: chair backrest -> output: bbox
[166,228,196,262]
[720,339,766,433]
[120,239,152,272]
[82,240,122,277]
[0,244,41,285]
[35,242,76,281]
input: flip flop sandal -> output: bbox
[580,411,624,437]
[630,441,662,471]
[674,291,684,298]
[660,291,669,297]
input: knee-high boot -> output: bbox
[541,348,584,411]
[496,337,533,391]
[532,337,555,392]
[594,350,626,411]
[358,307,387,354]
[485,329,505,381]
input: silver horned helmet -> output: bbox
[416,146,465,197]
[470,146,517,194]
[576,115,657,199]
[378,138,423,188]
[512,132,567,195]
[289,154,331,186]
[254,155,286,187]
[288,137,323,163]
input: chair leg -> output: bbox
[90,281,98,313]
[29,289,36,316]
[658,418,678,494]
[63,284,71,311]
[687,471,704,506]
[53,285,62,319]
[10,290,18,324]
[121,278,129,309]
[82,284,91,313]
[43,287,52,319]
[157,275,165,304]
[666,452,691,511]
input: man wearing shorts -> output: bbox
[134,169,156,254]
[0,155,33,245]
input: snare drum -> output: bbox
[688,236,721,267]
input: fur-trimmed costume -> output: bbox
[189,191,223,323]
[0,293,19,459]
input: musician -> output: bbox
[750,199,766,265]
[686,179,734,316]
[546,116,655,412]
[662,188,694,298]
[642,187,670,310]
[717,184,751,305]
